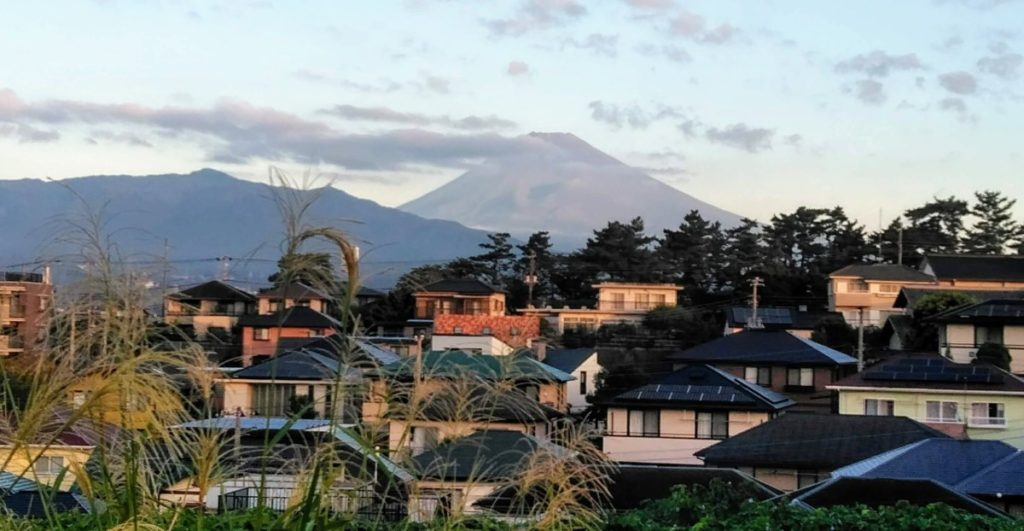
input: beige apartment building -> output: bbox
[521,282,680,333]
[0,270,52,356]
[920,255,1024,290]
[828,264,936,327]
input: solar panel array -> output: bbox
[862,357,1004,384]
[958,302,1024,319]
[617,384,757,404]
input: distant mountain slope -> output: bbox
[400,132,742,247]
[0,169,492,287]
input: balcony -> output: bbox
[595,301,671,312]
[968,416,1007,428]
[0,335,25,352]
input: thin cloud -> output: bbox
[853,79,886,105]
[667,9,740,45]
[621,0,675,9]
[564,33,619,57]
[705,123,774,153]
[977,51,1023,79]
[938,71,978,94]
[0,122,59,143]
[485,0,586,36]
[507,61,530,76]
[321,104,516,130]
[588,100,684,129]
[835,50,926,77]
[291,69,404,93]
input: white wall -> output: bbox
[565,353,601,413]
[431,335,513,356]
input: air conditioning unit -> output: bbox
[967,349,978,359]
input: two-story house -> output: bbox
[602,364,794,465]
[723,306,842,338]
[237,307,341,366]
[828,353,1024,444]
[666,329,858,413]
[257,282,333,315]
[537,347,602,414]
[520,282,680,334]
[414,279,541,355]
[0,270,52,356]
[928,299,1024,373]
[164,280,256,337]
[828,264,936,327]
[413,279,506,320]
[920,254,1024,290]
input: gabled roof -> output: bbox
[696,413,947,470]
[540,348,598,374]
[229,350,360,381]
[725,307,842,331]
[411,430,561,482]
[275,335,401,366]
[0,492,93,518]
[605,364,795,412]
[237,306,341,329]
[928,299,1024,325]
[382,350,573,383]
[829,263,935,282]
[832,439,1018,490]
[0,472,40,494]
[881,314,914,346]
[418,278,502,295]
[167,280,255,302]
[922,254,1024,282]
[666,329,857,367]
[829,353,1024,393]
[395,388,565,424]
[258,282,331,301]
[785,477,1005,517]
[894,287,1024,309]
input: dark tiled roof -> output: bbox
[238,306,341,329]
[540,348,597,373]
[403,388,565,424]
[258,282,331,300]
[411,430,557,482]
[833,439,1018,492]
[881,314,914,346]
[0,492,90,518]
[922,254,1024,282]
[959,452,1024,498]
[696,413,947,469]
[894,287,1024,309]
[230,350,359,381]
[383,350,573,383]
[419,278,502,295]
[786,477,1005,517]
[606,364,794,412]
[830,263,935,282]
[275,336,401,366]
[168,280,255,302]
[829,353,1024,392]
[726,307,842,331]
[928,299,1024,325]
[666,329,857,367]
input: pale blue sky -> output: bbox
[1,0,1021,226]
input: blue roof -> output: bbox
[667,329,857,366]
[0,472,40,494]
[609,364,794,411]
[175,417,333,431]
[833,439,1022,497]
[541,348,597,374]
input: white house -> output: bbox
[539,348,601,414]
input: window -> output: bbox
[846,280,869,293]
[307,328,324,337]
[452,326,463,334]
[253,384,296,417]
[744,367,771,386]
[878,284,900,295]
[580,371,588,395]
[294,299,310,308]
[926,400,960,423]
[696,411,729,439]
[269,300,284,313]
[786,368,813,388]
[635,293,650,309]
[970,402,1006,427]
[975,325,1004,346]
[611,293,625,310]
[627,409,660,437]
[651,294,666,306]
[253,328,270,341]
[33,456,64,476]
[864,399,895,416]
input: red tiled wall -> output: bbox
[433,314,540,348]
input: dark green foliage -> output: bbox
[965,191,1023,255]
[472,232,516,287]
[909,292,977,351]
[576,217,657,283]
[975,343,1012,372]
[641,306,722,349]
[658,210,727,299]
[288,393,317,419]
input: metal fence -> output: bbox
[219,487,406,521]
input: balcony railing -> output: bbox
[968,416,1007,428]
[596,301,671,311]
[941,342,1024,353]
[220,488,405,521]
[0,272,43,283]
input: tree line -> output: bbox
[361,190,1022,325]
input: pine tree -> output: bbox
[657,210,725,296]
[964,190,1021,254]
[472,232,515,286]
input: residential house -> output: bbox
[163,280,256,337]
[696,412,946,491]
[828,353,1024,443]
[828,263,936,326]
[0,425,100,492]
[413,279,506,320]
[833,438,1024,516]
[0,270,52,356]
[920,254,1024,289]
[723,306,842,338]
[257,282,333,315]
[520,282,680,334]
[884,288,1024,351]
[536,348,601,414]
[408,429,567,519]
[0,489,95,518]
[237,306,341,366]
[365,350,572,456]
[783,476,1006,518]
[162,417,412,518]
[602,364,794,465]
[431,314,540,355]
[928,298,1024,373]
[666,329,858,413]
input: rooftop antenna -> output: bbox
[524,251,538,308]
[747,277,764,329]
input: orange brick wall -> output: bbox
[433,314,540,348]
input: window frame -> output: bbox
[33,456,65,476]
[252,327,270,341]
[925,400,960,423]
[626,408,660,437]
[975,325,1005,347]
[695,411,729,440]
[579,370,588,395]
[969,402,1006,428]
[744,366,772,386]
[786,367,814,388]
[864,398,895,416]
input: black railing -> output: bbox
[0,272,43,283]
[219,488,406,521]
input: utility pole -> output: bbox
[897,226,904,266]
[217,256,231,281]
[857,307,865,372]
[749,277,764,329]
[524,251,538,308]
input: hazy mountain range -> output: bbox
[1,133,742,287]
[401,132,741,247]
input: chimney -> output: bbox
[534,340,547,362]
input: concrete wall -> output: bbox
[430,335,513,356]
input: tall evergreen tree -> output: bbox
[903,196,968,254]
[964,190,1022,254]
[722,218,765,291]
[657,210,725,296]
[472,232,515,286]
[576,217,657,282]
[513,231,556,307]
